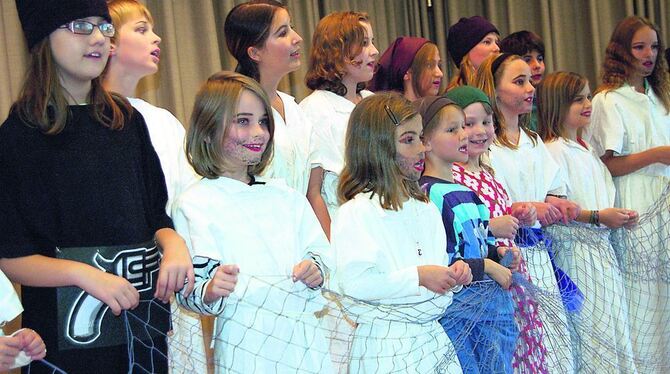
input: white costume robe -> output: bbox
[546,138,638,373]
[331,193,462,373]
[265,91,313,195]
[589,83,670,373]
[173,177,333,373]
[128,97,204,373]
[300,89,374,217]
[489,131,574,373]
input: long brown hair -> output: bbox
[12,38,128,135]
[447,55,476,91]
[409,43,441,97]
[472,53,537,149]
[537,71,588,142]
[224,0,286,82]
[597,16,670,112]
[187,71,275,179]
[305,11,370,96]
[338,92,427,210]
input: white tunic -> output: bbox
[488,132,574,373]
[331,193,461,373]
[0,270,31,369]
[589,84,670,212]
[172,176,333,373]
[128,98,203,374]
[265,91,313,195]
[589,83,670,374]
[128,98,199,215]
[545,138,638,373]
[300,90,374,216]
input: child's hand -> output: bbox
[0,335,22,371]
[448,261,472,286]
[417,265,458,294]
[599,208,633,229]
[485,259,513,289]
[497,246,521,272]
[156,230,196,302]
[292,260,323,289]
[545,196,581,223]
[80,268,140,316]
[533,202,562,226]
[15,329,46,361]
[489,215,519,239]
[204,264,239,304]
[624,210,639,229]
[510,203,537,227]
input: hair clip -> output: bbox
[384,105,400,126]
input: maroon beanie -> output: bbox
[447,16,499,66]
[368,36,430,92]
[15,0,111,50]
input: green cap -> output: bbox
[445,86,491,110]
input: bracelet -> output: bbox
[589,210,600,226]
[594,210,600,226]
[547,193,567,199]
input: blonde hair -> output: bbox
[107,0,154,44]
[447,55,476,91]
[536,72,588,143]
[472,53,537,149]
[338,92,428,210]
[187,71,274,179]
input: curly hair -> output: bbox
[597,16,670,112]
[305,11,369,96]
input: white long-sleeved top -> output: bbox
[545,137,616,210]
[300,90,374,216]
[172,176,332,373]
[128,98,199,215]
[331,192,460,373]
[265,91,313,195]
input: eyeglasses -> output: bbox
[59,20,115,38]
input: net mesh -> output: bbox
[26,185,670,373]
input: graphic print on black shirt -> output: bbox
[55,241,168,350]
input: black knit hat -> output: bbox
[15,0,111,50]
[447,16,499,66]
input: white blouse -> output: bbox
[489,130,566,204]
[128,98,199,215]
[265,91,313,195]
[546,137,616,210]
[300,90,374,215]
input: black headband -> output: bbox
[491,53,515,76]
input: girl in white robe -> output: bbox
[174,72,333,374]
[473,53,581,372]
[588,16,670,374]
[224,0,312,195]
[331,92,470,373]
[538,71,639,373]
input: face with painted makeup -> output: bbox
[630,25,659,80]
[222,89,271,169]
[564,83,593,132]
[343,21,379,86]
[394,115,426,181]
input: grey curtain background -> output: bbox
[1,0,668,125]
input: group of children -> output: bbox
[0,0,668,373]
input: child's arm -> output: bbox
[484,259,512,289]
[545,195,581,224]
[175,256,237,316]
[306,167,332,240]
[574,208,639,229]
[0,256,139,316]
[528,201,562,226]
[510,202,537,227]
[0,335,22,371]
[154,228,195,302]
[601,147,670,177]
